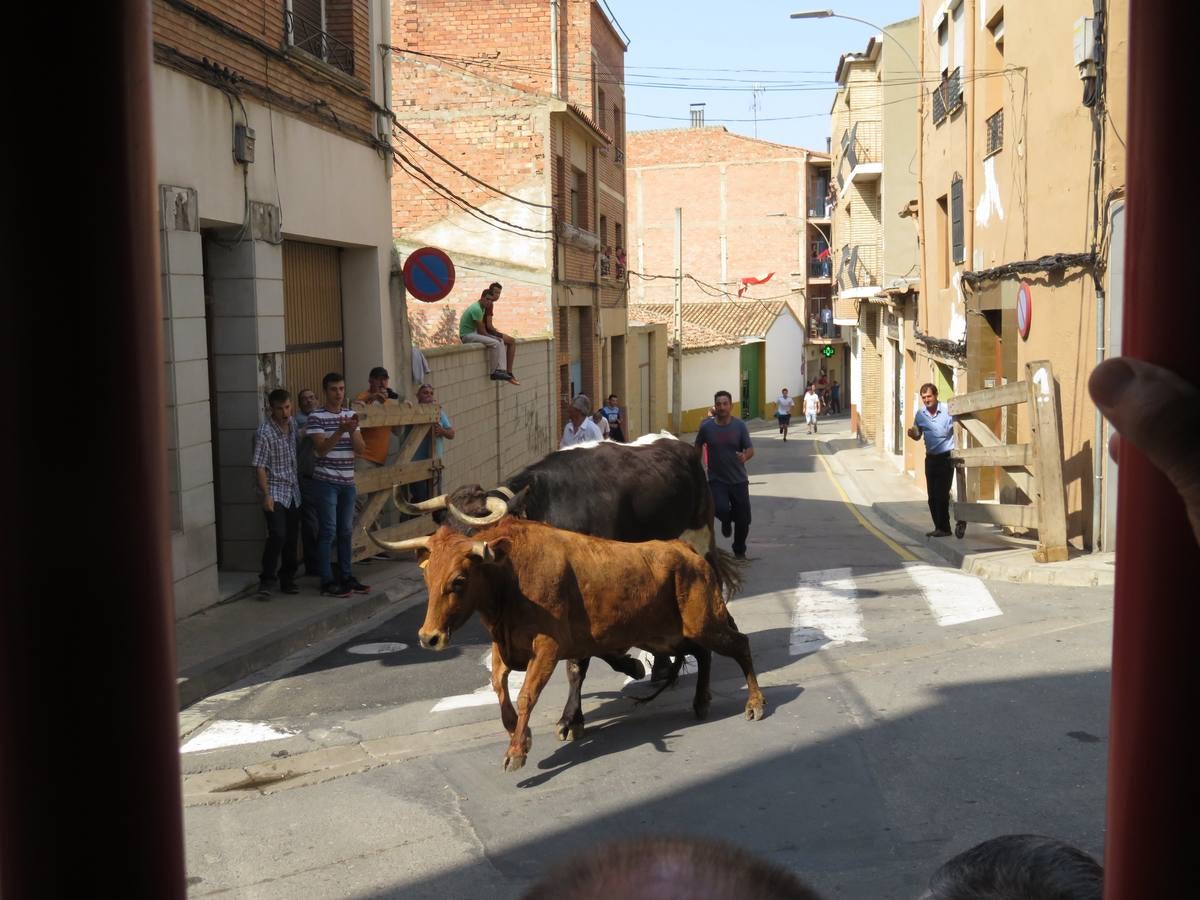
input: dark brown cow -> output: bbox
[378,519,766,772]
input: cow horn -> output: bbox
[446,495,510,527]
[392,487,448,516]
[367,532,432,553]
[492,486,516,500]
[470,541,495,562]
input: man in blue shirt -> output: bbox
[908,382,956,537]
[695,390,756,559]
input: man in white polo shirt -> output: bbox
[908,382,957,538]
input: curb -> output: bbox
[177,583,425,709]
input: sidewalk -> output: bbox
[811,415,1115,588]
[175,557,427,709]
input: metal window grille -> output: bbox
[986,109,1004,156]
[285,8,355,77]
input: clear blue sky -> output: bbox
[600,0,919,151]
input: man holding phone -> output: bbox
[306,372,370,598]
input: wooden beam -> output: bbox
[952,502,1039,528]
[350,403,441,428]
[958,415,1002,448]
[1025,360,1069,562]
[952,444,1032,467]
[353,459,436,495]
[946,380,1028,416]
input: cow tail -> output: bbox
[707,547,746,600]
[631,655,686,705]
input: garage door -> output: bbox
[283,241,344,397]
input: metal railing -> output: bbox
[809,259,832,279]
[836,242,881,290]
[986,109,1004,156]
[285,9,355,77]
[931,68,963,126]
[614,146,625,165]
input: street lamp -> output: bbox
[790,9,919,73]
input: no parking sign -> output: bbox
[403,247,456,302]
[1017,282,1032,339]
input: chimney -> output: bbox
[690,103,706,128]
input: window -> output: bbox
[615,223,623,250]
[985,110,1004,156]
[600,215,608,247]
[571,167,587,228]
[950,176,964,265]
[598,89,607,131]
[285,0,355,76]
[613,105,624,164]
[937,16,949,73]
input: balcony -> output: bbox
[284,9,355,77]
[931,68,964,126]
[839,120,883,190]
[808,259,832,279]
[835,242,881,298]
[807,301,842,341]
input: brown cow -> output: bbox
[378,519,766,772]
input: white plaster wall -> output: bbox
[667,346,741,413]
[765,311,806,409]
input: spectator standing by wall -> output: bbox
[251,389,302,600]
[409,383,455,502]
[600,393,627,442]
[561,394,603,447]
[306,372,370,598]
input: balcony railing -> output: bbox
[835,242,881,290]
[807,301,841,340]
[614,146,625,165]
[931,68,963,126]
[809,259,832,279]
[285,9,355,77]
[985,109,1004,156]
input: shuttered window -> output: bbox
[950,175,964,264]
[283,241,344,398]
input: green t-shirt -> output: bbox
[459,301,486,339]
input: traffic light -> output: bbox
[822,345,836,358]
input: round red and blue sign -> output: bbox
[402,247,456,303]
[1016,282,1032,340]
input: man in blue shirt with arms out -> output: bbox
[908,382,956,537]
[695,390,756,559]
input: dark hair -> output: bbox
[522,837,823,900]
[920,382,938,396]
[267,388,290,407]
[925,835,1102,900]
[480,288,494,300]
[489,281,503,291]
[369,366,389,380]
[299,387,316,398]
[322,372,345,389]
[714,390,733,403]
[608,394,618,402]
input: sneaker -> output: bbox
[280,581,300,595]
[490,369,510,381]
[321,582,352,598]
[926,529,953,538]
[254,583,272,601]
[721,519,732,538]
[345,577,371,595]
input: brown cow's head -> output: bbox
[370,527,509,650]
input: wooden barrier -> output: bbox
[946,359,1069,563]
[349,402,442,561]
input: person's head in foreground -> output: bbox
[921,834,1102,900]
[521,836,823,900]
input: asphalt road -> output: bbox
[181,424,1113,899]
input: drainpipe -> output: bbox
[381,0,393,177]
[550,0,560,98]
[1092,282,1104,549]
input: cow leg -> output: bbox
[691,646,713,720]
[601,653,645,680]
[504,638,558,772]
[649,653,677,682]
[690,622,766,722]
[490,642,517,736]
[555,657,590,742]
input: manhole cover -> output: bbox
[347,642,408,656]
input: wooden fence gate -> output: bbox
[349,401,443,562]
[947,359,1069,563]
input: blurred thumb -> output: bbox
[1089,357,1200,542]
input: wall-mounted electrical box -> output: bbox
[1073,17,1097,68]
[234,124,255,164]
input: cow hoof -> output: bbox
[693,703,710,721]
[554,722,584,741]
[504,754,526,772]
[745,701,766,721]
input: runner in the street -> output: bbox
[803,384,822,434]
[695,390,755,560]
[775,387,796,441]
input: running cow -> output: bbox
[377,519,766,772]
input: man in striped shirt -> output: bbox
[306,372,370,598]
[251,388,303,600]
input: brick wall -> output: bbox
[422,338,556,489]
[859,308,882,444]
[153,0,376,144]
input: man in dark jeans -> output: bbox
[251,388,302,600]
[695,390,756,559]
[907,382,956,537]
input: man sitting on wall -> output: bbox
[458,285,519,385]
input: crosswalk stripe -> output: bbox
[903,562,1003,626]
[790,567,869,655]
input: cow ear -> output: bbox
[486,538,511,563]
[416,548,431,567]
[505,487,532,518]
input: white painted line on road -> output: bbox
[180,720,298,754]
[904,563,1003,626]
[346,642,408,655]
[790,567,868,655]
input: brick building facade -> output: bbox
[392,0,639,430]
